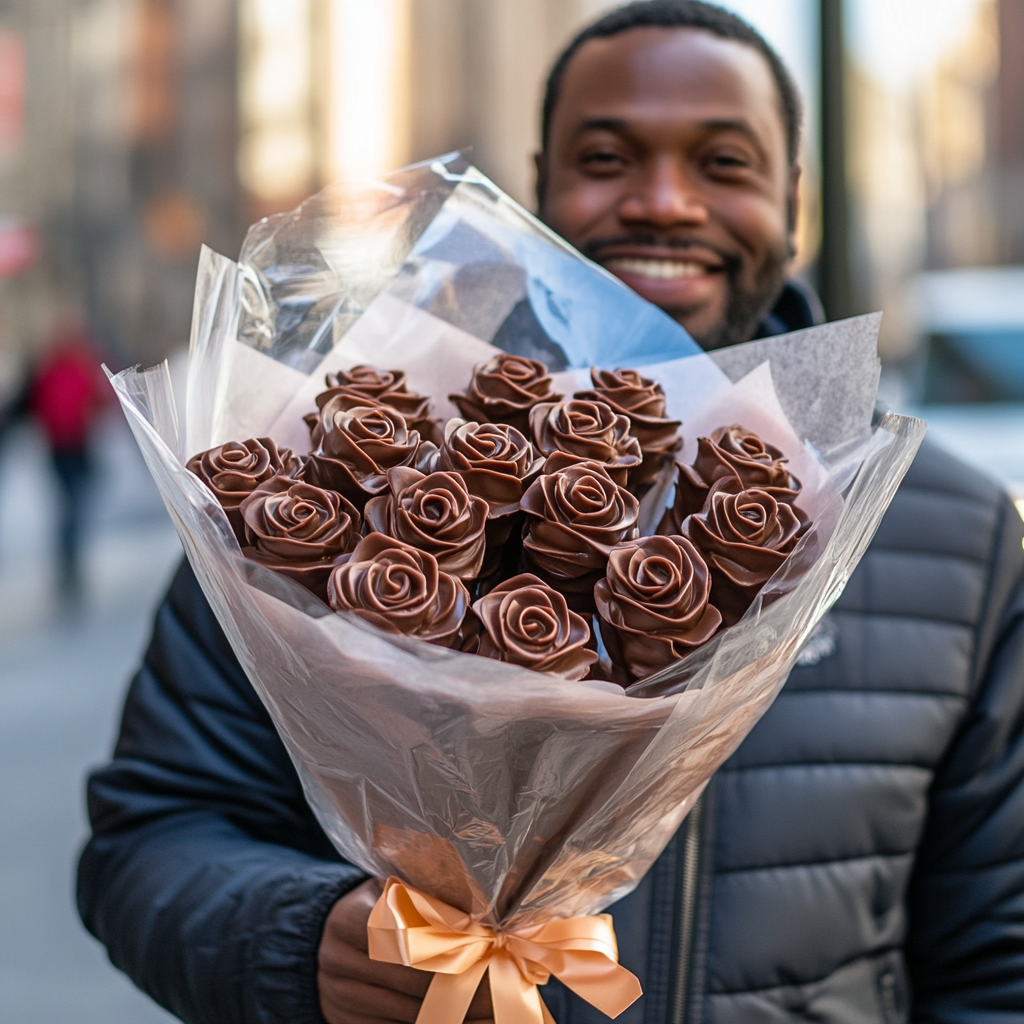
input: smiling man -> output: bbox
[77,4,1024,1024]
[537,5,807,349]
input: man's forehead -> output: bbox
[554,27,784,142]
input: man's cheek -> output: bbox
[728,202,790,270]
[545,180,620,244]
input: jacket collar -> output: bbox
[752,278,824,339]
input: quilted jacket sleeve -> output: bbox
[907,496,1024,1021]
[76,560,368,1024]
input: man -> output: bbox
[78,3,1024,1023]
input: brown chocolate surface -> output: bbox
[308,366,439,446]
[239,476,361,598]
[682,480,801,626]
[304,402,427,508]
[187,437,300,542]
[520,459,640,609]
[658,424,803,532]
[363,466,488,579]
[470,572,597,680]
[575,368,681,491]
[450,354,562,435]
[327,533,470,647]
[595,534,721,681]
[529,399,642,487]
[433,419,543,517]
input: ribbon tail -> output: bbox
[489,952,547,1024]
[416,956,490,1024]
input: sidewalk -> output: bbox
[0,414,181,1023]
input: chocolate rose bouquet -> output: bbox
[110,155,923,1022]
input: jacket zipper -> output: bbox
[670,793,705,1024]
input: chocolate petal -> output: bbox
[682,485,803,626]
[594,534,721,681]
[363,494,391,536]
[472,573,597,680]
[187,437,288,542]
[327,533,469,647]
[450,354,561,434]
[575,367,682,491]
[239,478,361,600]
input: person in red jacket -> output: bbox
[28,324,107,598]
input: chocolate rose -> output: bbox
[327,533,470,648]
[469,573,597,680]
[450,354,562,435]
[187,437,301,542]
[682,481,802,626]
[304,402,427,509]
[520,459,640,611]
[529,400,642,487]
[433,419,543,516]
[239,476,361,598]
[575,368,681,491]
[363,467,488,579]
[595,535,722,681]
[658,424,803,533]
[431,419,545,577]
[306,366,439,446]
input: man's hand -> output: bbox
[318,878,493,1024]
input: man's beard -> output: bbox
[580,235,790,351]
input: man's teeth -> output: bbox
[605,257,709,280]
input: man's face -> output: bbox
[538,27,799,350]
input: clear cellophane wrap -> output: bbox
[110,155,924,932]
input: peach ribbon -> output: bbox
[368,878,643,1024]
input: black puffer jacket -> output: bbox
[78,287,1024,1023]
[549,438,1024,1024]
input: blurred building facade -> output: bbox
[1,0,1022,398]
[844,0,1024,397]
[0,0,239,375]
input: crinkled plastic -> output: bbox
[110,158,925,931]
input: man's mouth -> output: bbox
[603,257,714,281]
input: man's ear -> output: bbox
[533,151,547,215]
[786,162,801,259]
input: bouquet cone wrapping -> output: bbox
[110,157,924,941]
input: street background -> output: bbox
[2,1,1024,1021]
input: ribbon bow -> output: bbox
[368,878,642,1024]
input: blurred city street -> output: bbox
[0,411,180,1024]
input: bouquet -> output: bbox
[110,155,923,1024]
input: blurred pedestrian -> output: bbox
[27,321,107,601]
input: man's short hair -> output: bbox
[541,0,803,166]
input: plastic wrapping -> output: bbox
[111,158,925,931]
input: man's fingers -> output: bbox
[318,879,499,1024]
[323,878,384,952]
[466,975,494,1018]
[320,976,424,1024]
[321,939,432,998]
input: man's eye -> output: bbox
[707,152,753,173]
[580,151,626,171]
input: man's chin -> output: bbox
[655,304,735,351]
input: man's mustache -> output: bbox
[581,235,741,276]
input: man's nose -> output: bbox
[617,157,708,228]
